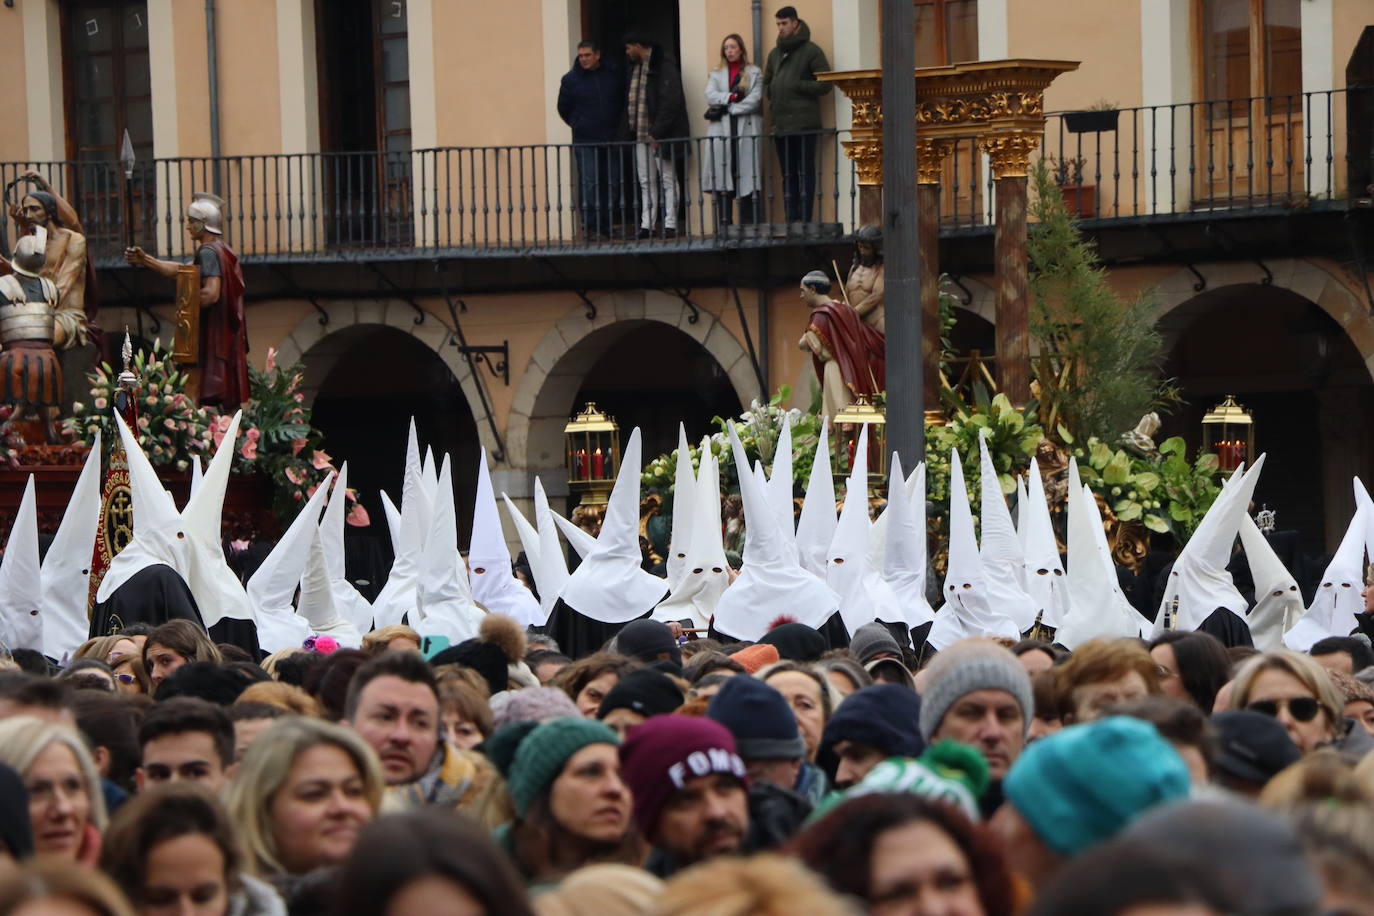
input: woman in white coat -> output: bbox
[703,34,763,228]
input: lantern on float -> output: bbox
[1201,395,1254,475]
[564,402,620,505]
[830,395,887,495]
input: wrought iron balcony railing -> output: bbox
[0,88,1361,267]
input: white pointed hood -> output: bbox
[826,426,904,636]
[372,422,429,628]
[666,425,696,590]
[1152,456,1266,636]
[767,417,797,557]
[713,422,840,641]
[0,477,44,651]
[794,418,836,578]
[97,412,190,602]
[415,455,485,642]
[1056,459,1148,648]
[1020,458,1070,630]
[551,510,600,560]
[1284,481,1368,650]
[296,526,361,647]
[319,462,374,634]
[653,448,729,628]
[189,455,204,502]
[502,478,566,626]
[880,455,935,629]
[556,428,668,622]
[978,433,1039,632]
[380,491,402,555]
[41,435,103,660]
[421,445,439,515]
[180,411,255,627]
[1240,512,1303,651]
[246,472,334,653]
[468,449,541,627]
[928,449,1020,650]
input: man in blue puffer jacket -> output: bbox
[557,41,625,238]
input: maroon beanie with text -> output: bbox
[618,715,748,836]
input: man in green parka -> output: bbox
[763,6,833,222]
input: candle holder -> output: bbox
[1201,394,1254,476]
[831,395,888,496]
[564,402,620,506]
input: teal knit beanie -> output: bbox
[1004,715,1190,857]
[506,717,620,816]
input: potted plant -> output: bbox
[1050,155,1096,218]
[1064,99,1120,134]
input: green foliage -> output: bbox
[1028,158,1171,445]
[1072,435,1221,541]
[927,393,1044,514]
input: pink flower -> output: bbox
[246,428,260,441]
[311,449,332,470]
[265,347,277,372]
[229,539,250,554]
[285,467,306,485]
[163,418,176,430]
[93,397,107,410]
[146,395,157,406]
[291,437,307,456]
[294,392,304,403]
[293,490,303,501]
[211,414,234,448]
[239,438,257,460]
[306,483,319,498]
[346,503,370,527]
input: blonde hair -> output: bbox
[223,717,384,877]
[237,680,322,717]
[73,635,125,662]
[532,864,663,916]
[0,716,107,829]
[362,625,422,655]
[1231,650,1344,731]
[655,854,857,916]
[0,860,134,916]
[1259,749,1370,809]
[260,647,300,678]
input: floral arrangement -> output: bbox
[0,406,29,468]
[64,343,216,468]
[66,342,368,529]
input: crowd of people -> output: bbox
[0,607,1371,916]
[556,6,832,239]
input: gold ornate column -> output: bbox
[823,71,885,226]
[979,131,1040,403]
[917,138,954,412]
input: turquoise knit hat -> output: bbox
[505,717,620,816]
[1004,715,1190,857]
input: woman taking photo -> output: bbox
[0,717,105,864]
[487,717,643,885]
[224,718,383,908]
[143,621,222,690]
[101,785,284,916]
[702,33,763,229]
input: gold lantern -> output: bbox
[1201,395,1254,475]
[564,402,621,505]
[831,395,888,495]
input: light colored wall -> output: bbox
[433,0,547,146]
[1008,0,1143,112]
[217,0,284,156]
[16,0,60,163]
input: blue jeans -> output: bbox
[574,144,621,235]
[774,133,818,222]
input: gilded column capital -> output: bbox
[977,132,1041,179]
[841,140,884,186]
[916,138,956,185]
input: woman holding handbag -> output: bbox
[703,34,763,230]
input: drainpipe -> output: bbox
[752,0,763,70]
[205,0,223,194]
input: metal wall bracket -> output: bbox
[1203,222,1272,285]
[536,257,597,319]
[643,256,700,323]
[946,273,975,306]
[454,341,509,386]
[361,262,425,324]
[431,260,508,460]
[1145,224,1207,291]
[268,265,329,325]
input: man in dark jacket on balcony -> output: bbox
[558,41,625,238]
[622,31,689,239]
[764,6,832,222]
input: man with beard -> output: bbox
[620,715,750,878]
[2,178,92,336]
[844,224,884,332]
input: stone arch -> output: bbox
[1152,258,1374,383]
[505,289,759,499]
[273,299,501,457]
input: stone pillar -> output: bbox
[978,132,1040,405]
[917,138,953,412]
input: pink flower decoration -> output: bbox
[291,437,307,456]
[246,428,261,441]
[229,539,250,554]
[346,503,371,527]
[265,347,277,372]
[306,483,318,498]
[294,392,305,403]
[284,467,306,485]
[240,438,258,460]
[311,449,332,470]
[293,490,303,501]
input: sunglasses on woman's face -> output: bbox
[1247,696,1321,722]
[115,674,136,684]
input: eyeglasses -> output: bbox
[1247,696,1321,722]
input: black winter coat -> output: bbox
[557,58,624,143]
[619,45,690,153]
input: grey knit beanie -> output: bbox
[849,622,905,665]
[918,640,1034,743]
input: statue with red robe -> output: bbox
[797,269,885,419]
[123,192,248,407]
